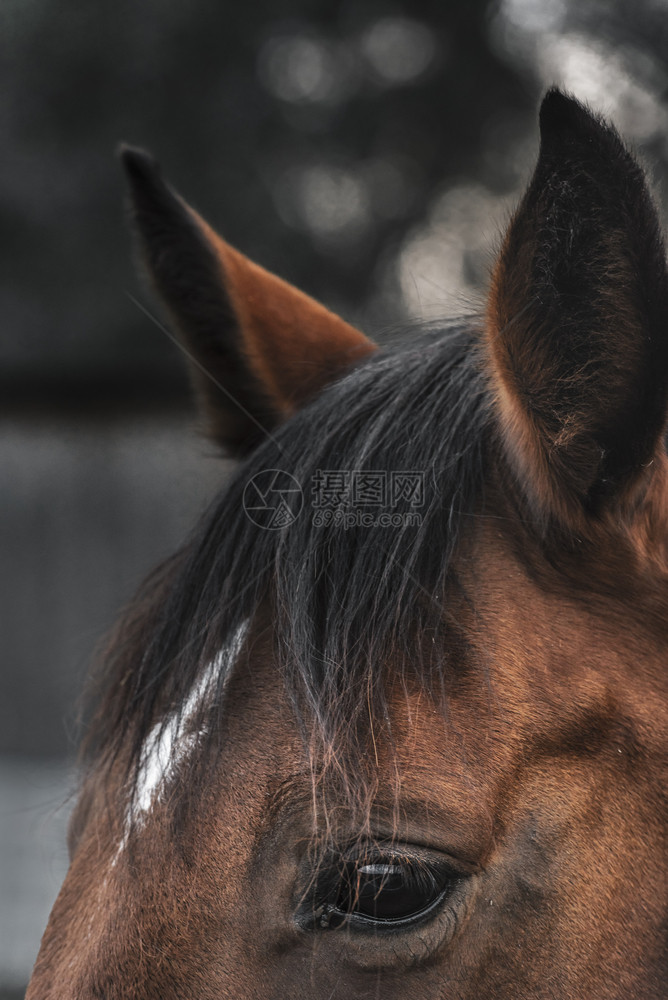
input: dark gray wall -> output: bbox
[1,416,228,757]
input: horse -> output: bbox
[26,89,668,998]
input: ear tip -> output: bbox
[539,88,590,134]
[538,87,625,161]
[117,144,162,188]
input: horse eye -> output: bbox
[312,850,459,930]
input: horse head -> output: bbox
[26,90,668,999]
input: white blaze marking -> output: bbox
[115,620,249,859]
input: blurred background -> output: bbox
[2,0,668,994]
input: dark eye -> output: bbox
[309,846,462,930]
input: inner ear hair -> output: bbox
[485,89,668,528]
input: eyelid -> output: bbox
[341,839,474,878]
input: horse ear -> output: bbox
[120,147,376,454]
[486,89,668,527]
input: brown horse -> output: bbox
[26,90,668,998]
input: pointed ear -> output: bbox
[486,90,668,528]
[120,147,376,454]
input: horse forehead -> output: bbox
[459,519,668,747]
[215,547,668,804]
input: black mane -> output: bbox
[88,323,491,792]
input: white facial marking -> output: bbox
[114,620,249,860]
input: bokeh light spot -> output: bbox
[360,18,437,85]
[274,164,372,248]
[258,34,351,105]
